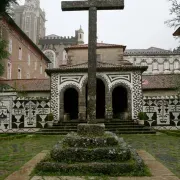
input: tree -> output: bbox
[0,39,9,76]
[165,0,180,28]
[0,0,18,15]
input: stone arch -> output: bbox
[81,74,109,92]
[81,74,110,120]
[59,84,81,121]
[44,50,56,68]
[110,82,132,120]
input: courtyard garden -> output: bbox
[0,131,179,180]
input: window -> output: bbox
[19,47,22,60]
[9,39,12,54]
[62,50,67,65]
[28,54,31,66]
[40,64,42,74]
[96,54,101,61]
[164,60,170,70]
[153,60,159,71]
[27,73,30,79]
[174,60,180,70]
[7,62,11,79]
[25,16,30,32]
[18,67,21,79]
[34,61,37,70]
[141,60,147,66]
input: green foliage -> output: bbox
[138,112,148,120]
[0,39,9,76]
[47,113,54,121]
[0,0,18,14]
[62,132,119,148]
[165,0,180,28]
[159,130,180,137]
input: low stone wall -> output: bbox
[143,96,180,130]
[0,93,180,132]
[0,93,50,132]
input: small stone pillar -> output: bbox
[105,92,113,120]
[78,92,86,121]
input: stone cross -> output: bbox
[62,0,124,124]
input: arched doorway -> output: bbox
[64,88,79,119]
[112,86,128,119]
[85,78,105,119]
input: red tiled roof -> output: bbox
[0,79,50,92]
[142,74,179,90]
[65,43,126,51]
[0,74,179,92]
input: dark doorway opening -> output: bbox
[85,78,105,119]
[64,88,78,119]
[112,86,128,119]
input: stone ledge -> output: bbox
[77,123,105,136]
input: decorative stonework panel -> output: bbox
[0,100,11,130]
[143,96,180,129]
[60,75,84,84]
[107,74,131,83]
[51,73,59,121]
[0,93,50,132]
[132,72,143,119]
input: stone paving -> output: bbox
[5,150,180,180]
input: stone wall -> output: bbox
[143,96,180,130]
[0,92,50,133]
[1,93,180,132]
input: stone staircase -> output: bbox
[37,120,156,135]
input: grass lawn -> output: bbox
[0,132,179,179]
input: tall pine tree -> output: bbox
[0,0,18,14]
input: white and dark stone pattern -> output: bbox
[143,96,180,129]
[0,94,51,132]
[132,72,143,120]
[51,73,59,121]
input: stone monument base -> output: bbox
[35,124,148,176]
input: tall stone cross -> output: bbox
[61,0,124,124]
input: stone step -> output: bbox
[38,119,156,135]
[36,130,156,135]
[41,129,77,132]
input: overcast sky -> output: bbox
[19,0,179,50]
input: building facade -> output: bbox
[1,43,180,132]
[39,26,84,68]
[0,13,50,80]
[12,0,46,45]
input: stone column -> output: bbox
[87,7,97,123]
[105,91,113,120]
[59,92,64,122]
[78,93,86,121]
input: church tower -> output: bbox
[13,0,46,44]
[76,26,84,44]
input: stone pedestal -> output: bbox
[77,123,105,136]
[35,123,147,176]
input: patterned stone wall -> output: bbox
[143,96,180,129]
[0,93,50,133]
